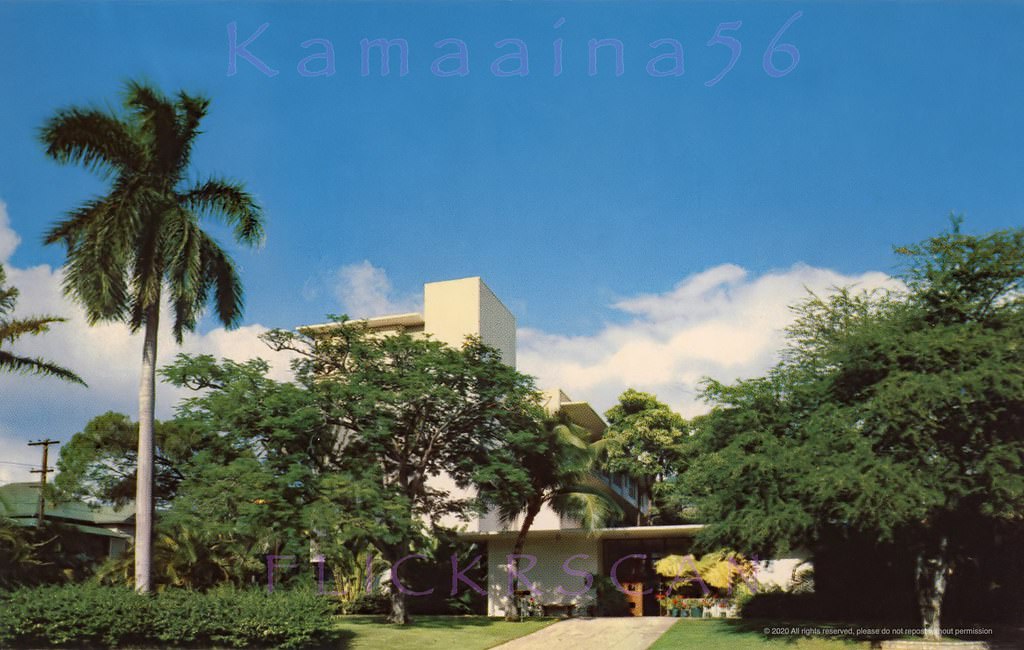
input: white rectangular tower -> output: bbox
[423,277,516,367]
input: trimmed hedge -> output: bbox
[0,584,344,648]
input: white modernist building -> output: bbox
[303,276,805,617]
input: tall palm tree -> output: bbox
[494,412,623,621]
[0,263,84,384]
[40,80,265,593]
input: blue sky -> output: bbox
[1,1,1023,480]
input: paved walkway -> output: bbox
[492,617,678,650]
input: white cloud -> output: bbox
[518,263,902,419]
[0,200,21,263]
[0,205,295,485]
[0,423,41,485]
[331,260,421,318]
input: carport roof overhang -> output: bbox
[457,524,705,543]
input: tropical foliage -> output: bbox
[654,550,757,592]
[0,517,107,588]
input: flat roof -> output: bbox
[298,312,425,333]
[458,524,704,542]
[560,401,607,437]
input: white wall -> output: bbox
[485,536,602,617]
[753,553,810,590]
[477,280,517,367]
[423,277,516,367]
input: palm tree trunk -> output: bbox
[134,302,159,594]
[506,501,541,621]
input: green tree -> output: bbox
[87,355,332,590]
[55,412,197,507]
[0,263,83,384]
[263,321,541,624]
[674,225,1024,639]
[161,355,331,585]
[40,81,265,592]
[478,412,623,621]
[602,389,685,524]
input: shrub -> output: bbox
[594,575,631,617]
[740,591,817,619]
[0,583,343,648]
[337,591,390,615]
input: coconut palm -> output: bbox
[490,412,623,621]
[0,263,84,384]
[40,80,265,593]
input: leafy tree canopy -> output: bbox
[264,321,543,623]
[602,389,686,523]
[54,412,195,507]
[603,389,686,478]
[670,225,1024,637]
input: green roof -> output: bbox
[0,482,134,525]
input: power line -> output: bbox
[0,460,38,468]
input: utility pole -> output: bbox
[28,439,59,526]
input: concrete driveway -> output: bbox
[491,617,678,650]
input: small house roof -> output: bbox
[0,482,135,525]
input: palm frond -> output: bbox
[165,215,206,341]
[171,92,211,179]
[0,264,85,386]
[199,232,245,332]
[62,223,131,323]
[549,489,623,530]
[124,81,179,178]
[0,315,68,343]
[0,268,15,312]
[181,178,266,246]
[38,107,142,177]
[0,350,86,385]
[126,194,171,332]
[552,422,590,450]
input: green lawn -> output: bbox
[649,619,870,649]
[333,615,557,649]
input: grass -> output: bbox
[333,615,558,649]
[649,619,871,649]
